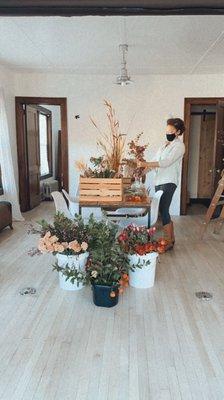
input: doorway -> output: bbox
[16,97,68,212]
[181,98,224,215]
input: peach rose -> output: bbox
[68,240,81,253]
[38,239,47,253]
[61,242,69,249]
[49,235,58,244]
[45,243,54,252]
[53,243,65,253]
[43,231,51,240]
[81,241,88,251]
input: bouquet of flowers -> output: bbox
[125,132,148,179]
[85,244,129,295]
[29,213,89,257]
[85,215,129,295]
[75,156,116,178]
[118,224,167,255]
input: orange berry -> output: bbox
[110,291,116,298]
[122,273,128,280]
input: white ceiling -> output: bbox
[1,15,224,75]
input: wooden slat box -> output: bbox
[79,177,131,203]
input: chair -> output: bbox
[150,190,163,226]
[0,201,13,231]
[51,191,73,219]
[62,189,79,216]
[106,190,163,228]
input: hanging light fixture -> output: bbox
[116,44,133,86]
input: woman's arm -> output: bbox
[137,161,159,170]
[138,143,185,170]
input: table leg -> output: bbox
[79,205,82,216]
[147,207,151,228]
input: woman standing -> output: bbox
[138,118,185,250]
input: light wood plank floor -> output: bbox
[0,203,224,400]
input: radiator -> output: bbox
[42,180,59,200]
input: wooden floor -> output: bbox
[0,203,224,400]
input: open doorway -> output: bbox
[181,98,224,215]
[16,97,68,212]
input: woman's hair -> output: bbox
[167,118,185,135]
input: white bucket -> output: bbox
[56,252,89,291]
[128,252,158,289]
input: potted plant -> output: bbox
[118,224,167,289]
[30,213,90,291]
[85,215,129,307]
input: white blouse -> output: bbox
[154,138,185,186]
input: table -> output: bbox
[78,196,152,228]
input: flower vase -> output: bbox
[128,252,158,289]
[56,252,89,291]
[92,284,119,307]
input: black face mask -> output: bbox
[166,133,176,142]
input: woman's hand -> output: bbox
[136,160,147,169]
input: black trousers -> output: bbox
[155,183,177,226]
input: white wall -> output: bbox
[4,70,224,215]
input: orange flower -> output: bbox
[38,239,47,253]
[53,243,65,253]
[68,240,81,253]
[49,235,58,244]
[81,241,88,251]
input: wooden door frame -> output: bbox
[181,97,224,214]
[16,96,68,212]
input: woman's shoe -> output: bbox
[170,221,175,245]
[163,223,174,251]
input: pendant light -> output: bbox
[116,44,133,86]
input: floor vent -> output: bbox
[19,287,37,296]
[195,291,213,301]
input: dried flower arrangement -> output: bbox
[76,100,126,178]
[75,156,116,178]
[123,132,148,179]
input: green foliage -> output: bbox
[85,215,129,286]
[53,262,85,286]
[87,156,116,178]
[86,213,118,252]
[38,212,89,245]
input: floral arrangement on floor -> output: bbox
[85,214,130,296]
[118,224,167,255]
[29,213,89,257]
[85,244,129,295]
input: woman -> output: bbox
[138,118,185,250]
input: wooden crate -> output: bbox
[79,177,131,203]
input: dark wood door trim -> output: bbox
[16,96,68,211]
[181,97,224,215]
[1,1,224,16]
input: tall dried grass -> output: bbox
[90,100,126,173]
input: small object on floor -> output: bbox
[195,291,213,301]
[19,287,37,296]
